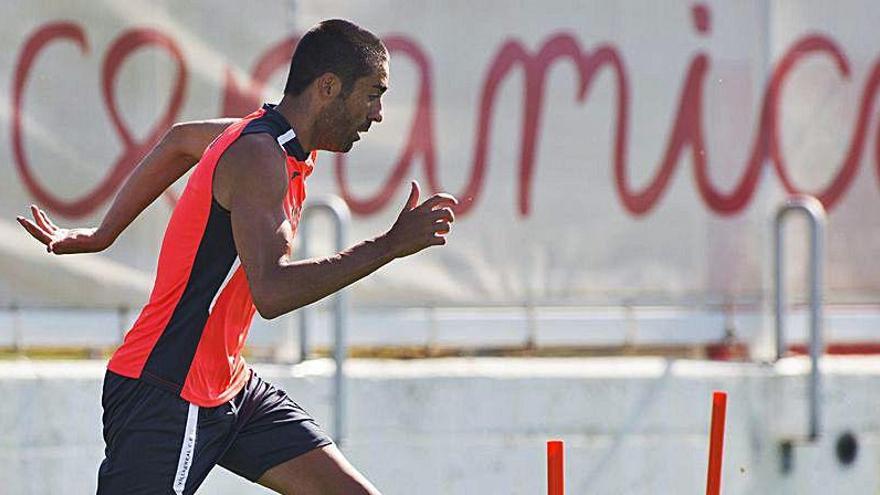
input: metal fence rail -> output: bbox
[774,194,826,441]
[296,195,352,446]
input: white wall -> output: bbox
[1,0,879,311]
[2,357,879,494]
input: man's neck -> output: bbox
[275,95,315,153]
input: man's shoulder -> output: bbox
[224,132,285,161]
[215,134,288,208]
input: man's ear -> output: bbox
[315,72,343,100]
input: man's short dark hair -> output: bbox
[284,19,387,97]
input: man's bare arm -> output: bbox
[217,135,456,319]
[17,118,235,253]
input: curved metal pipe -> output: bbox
[774,194,826,441]
[297,195,352,446]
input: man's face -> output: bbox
[317,59,389,153]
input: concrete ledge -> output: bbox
[1,357,879,494]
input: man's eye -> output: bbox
[369,94,381,100]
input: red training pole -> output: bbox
[706,391,728,495]
[547,440,564,495]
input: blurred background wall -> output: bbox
[3,0,878,314]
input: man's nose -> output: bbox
[369,100,383,123]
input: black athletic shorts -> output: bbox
[97,369,332,494]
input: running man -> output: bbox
[18,19,456,494]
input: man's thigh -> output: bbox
[256,444,381,495]
[217,372,333,482]
[215,372,378,494]
[98,371,234,495]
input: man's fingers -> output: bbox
[37,207,58,230]
[418,193,458,212]
[17,216,52,245]
[30,205,53,232]
[428,234,447,246]
[429,207,455,223]
[433,221,451,234]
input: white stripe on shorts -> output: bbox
[173,403,200,495]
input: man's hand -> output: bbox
[384,181,457,259]
[16,205,112,254]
